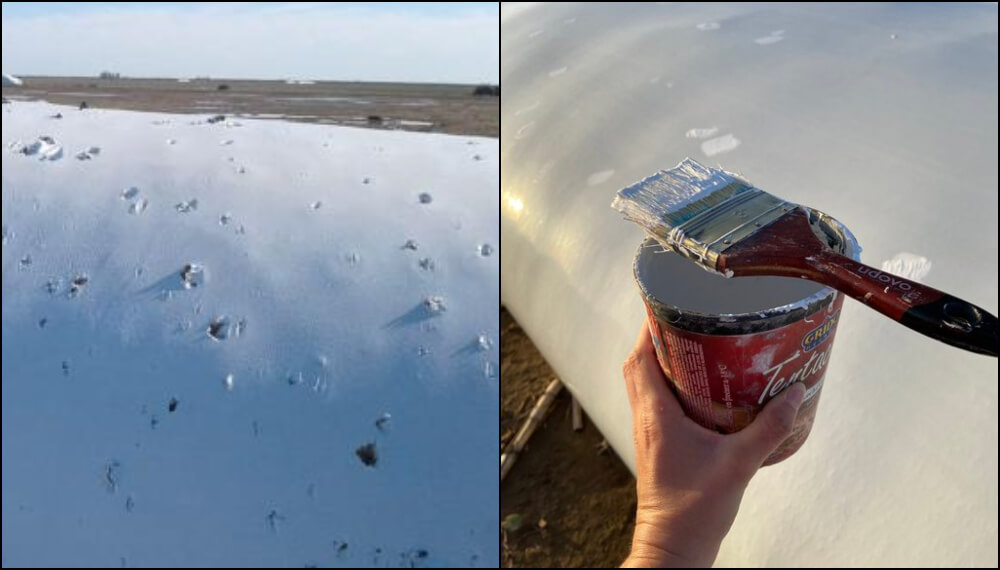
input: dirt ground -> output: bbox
[2,76,499,138]
[501,308,636,568]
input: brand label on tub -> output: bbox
[645,302,844,441]
[802,314,837,352]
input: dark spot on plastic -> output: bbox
[356,442,378,467]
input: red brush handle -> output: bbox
[804,251,933,320]
[803,251,997,356]
[717,209,998,356]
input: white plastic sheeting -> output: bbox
[2,102,498,567]
[502,3,997,567]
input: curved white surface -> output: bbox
[3,102,498,567]
[502,3,997,567]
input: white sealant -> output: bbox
[685,127,719,139]
[881,252,932,282]
[637,245,824,314]
[755,30,786,45]
[587,169,615,186]
[612,158,739,225]
[515,121,536,140]
[700,133,741,156]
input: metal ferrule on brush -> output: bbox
[662,182,792,271]
[612,159,795,274]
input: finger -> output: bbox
[622,329,641,410]
[623,322,684,422]
[729,382,806,467]
[626,324,664,400]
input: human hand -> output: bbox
[621,324,806,568]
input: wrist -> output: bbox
[623,545,703,568]
[626,510,719,568]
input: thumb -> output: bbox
[732,382,806,467]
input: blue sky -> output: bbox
[1,2,499,84]
[1,2,493,17]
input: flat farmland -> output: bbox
[3,76,499,137]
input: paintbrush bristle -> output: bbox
[612,158,752,234]
[612,158,792,274]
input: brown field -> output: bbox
[2,76,499,138]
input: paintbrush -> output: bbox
[612,158,998,357]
